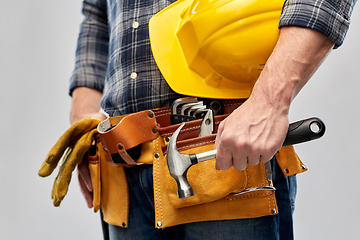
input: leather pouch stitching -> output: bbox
[161,135,247,209]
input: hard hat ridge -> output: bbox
[150,0,284,99]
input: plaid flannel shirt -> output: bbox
[70,0,357,116]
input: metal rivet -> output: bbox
[130,72,137,79]
[165,137,170,142]
[301,165,306,170]
[132,21,139,29]
[122,222,126,227]
[284,169,289,174]
[152,128,157,134]
[157,221,162,228]
[271,209,277,214]
[148,112,154,118]
[118,144,123,150]
[155,153,160,158]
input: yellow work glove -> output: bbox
[38,118,101,206]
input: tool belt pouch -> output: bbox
[154,117,278,228]
[88,141,131,226]
[97,110,159,167]
[159,118,248,208]
[87,111,160,227]
[165,137,248,208]
[85,108,306,228]
[88,152,101,213]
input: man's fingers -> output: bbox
[213,119,226,150]
[78,158,93,192]
[215,139,274,171]
[77,170,93,208]
[77,159,93,208]
[232,154,248,171]
[215,145,235,171]
[259,153,275,164]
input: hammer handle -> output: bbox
[194,117,325,162]
[283,117,325,146]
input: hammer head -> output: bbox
[166,123,195,198]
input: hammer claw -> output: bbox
[166,123,196,198]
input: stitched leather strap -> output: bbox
[97,99,245,167]
[153,99,245,128]
[98,110,159,167]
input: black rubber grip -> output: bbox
[283,117,326,146]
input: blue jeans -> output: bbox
[104,158,297,240]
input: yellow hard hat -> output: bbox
[149,0,283,99]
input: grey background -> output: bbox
[0,1,359,239]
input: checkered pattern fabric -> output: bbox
[70,0,182,116]
[279,0,357,48]
[70,0,357,116]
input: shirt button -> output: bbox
[132,21,139,29]
[130,72,137,79]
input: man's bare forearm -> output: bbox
[215,26,335,170]
[70,87,106,125]
[251,26,335,114]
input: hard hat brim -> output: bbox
[149,0,253,99]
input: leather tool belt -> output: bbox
[89,99,307,229]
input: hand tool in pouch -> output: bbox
[198,109,214,137]
[170,97,225,124]
[167,117,325,198]
[170,97,198,124]
[180,102,203,115]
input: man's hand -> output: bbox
[71,87,106,208]
[214,26,334,171]
[77,156,95,208]
[214,96,289,171]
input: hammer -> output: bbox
[166,117,325,198]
